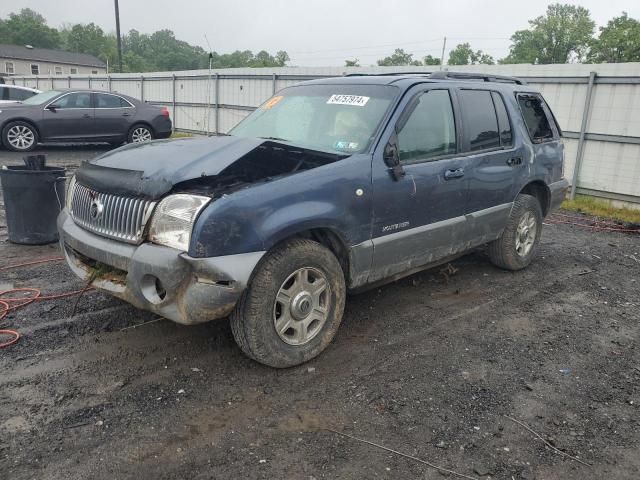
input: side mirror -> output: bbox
[47,104,59,112]
[383,137,405,180]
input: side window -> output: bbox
[70,68,78,74]
[397,89,457,163]
[491,92,512,147]
[517,94,554,143]
[30,64,39,75]
[54,93,92,109]
[9,88,34,101]
[96,93,124,108]
[459,90,500,151]
[0,87,7,101]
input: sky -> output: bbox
[1,0,639,66]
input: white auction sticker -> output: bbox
[327,94,370,107]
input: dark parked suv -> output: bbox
[58,72,568,367]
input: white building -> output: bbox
[0,44,106,77]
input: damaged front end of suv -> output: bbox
[58,135,352,324]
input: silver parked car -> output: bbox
[0,84,41,104]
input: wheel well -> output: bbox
[520,181,551,216]
[281,229,350,281]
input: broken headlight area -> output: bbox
[148,194,210,251]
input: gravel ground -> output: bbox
[1,146,639,480]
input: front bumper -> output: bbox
[549,178,569,212]
[57,210,265,325]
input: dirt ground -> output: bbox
[1,146,639,480]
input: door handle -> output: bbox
[444,168,464,180]
[82,114,91,119]
[122,112,131,116]
[507,157,523,166]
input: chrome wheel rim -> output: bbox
[131,127,152,143]
[515,211,537,257]
[7,125,35,150]
[273,267,330,346]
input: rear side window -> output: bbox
[396,89,457,163]
[491,92,512,147]
[96,93,130,108]
[9,88,35,101]
[517,94,554,143]
[0,86,6,101]
[459,90,500,151]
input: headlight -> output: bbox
[148,194,210,251]
[65,174,76,210]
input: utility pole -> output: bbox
[114,0,123,73]
[439,36,447,71]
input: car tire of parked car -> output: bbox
[488,193,543,271]
[127,124,154,144]
[2,120,39,152]
[230,238,346,368]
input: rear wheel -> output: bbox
[230,238,346,368]
[127,124,154,143]
[2,121,38,152]
[488,193,543,271]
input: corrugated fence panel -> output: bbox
[111,80,141,99]
[219,78,272,108]
[589,84,640,138]
[579,141,640,197]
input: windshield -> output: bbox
[21,90,62,105]
[230,84,398,154]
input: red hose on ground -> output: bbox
[0,257,93,348]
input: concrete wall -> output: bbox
[2,58,105,76]
[9,63,640,203]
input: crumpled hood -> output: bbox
[75,136,264,199]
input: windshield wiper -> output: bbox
[258,136,290,142]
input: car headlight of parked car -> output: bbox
[148,194,210,251]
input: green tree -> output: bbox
[588,12,640,63]
[502,3,595,64]
[1,8,60,48]
[377,48,421,66]
[448,43,494,65]
[423,54,441,66]
[345,58,360,67]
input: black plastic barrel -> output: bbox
[0,166,66,244]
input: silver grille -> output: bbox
[69,181,157,244]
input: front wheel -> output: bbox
[488,193,543,271]
[127,124,154,143]
[230,238,346,368]
[2,121,38,152]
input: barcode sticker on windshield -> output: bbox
[327,94,370,107]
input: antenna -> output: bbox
[204,34,214,135]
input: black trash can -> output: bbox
[0,166,66,245]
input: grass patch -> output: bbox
[561,195,640,224]
[170,131,194,139]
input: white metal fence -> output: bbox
[8,63,640,204]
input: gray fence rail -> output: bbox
[8,63,640,205]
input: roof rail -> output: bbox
[427,71,526,85]
[343,70,526,85]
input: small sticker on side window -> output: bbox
[327,94,370,107]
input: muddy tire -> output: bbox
[230,238,346,368]
[488,194,543,271]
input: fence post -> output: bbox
[35,76,39,89]
[214,73,220,135]
[571,71,597,200]
[140,75,144,102]
[108,75,112,92]
[68,76,71,88]
[272,73,277,95]
[51,77,54,89]
[88,76,92,89]
[172,74,177,130]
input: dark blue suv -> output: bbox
[59,72,568,367]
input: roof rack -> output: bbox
[343,71,526,85]
[428,71,526,85]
